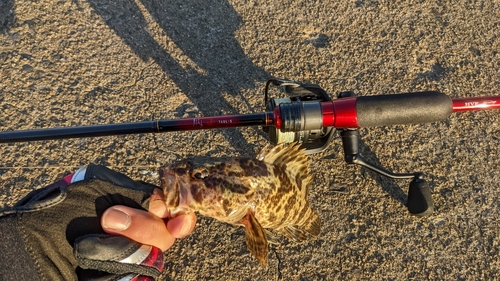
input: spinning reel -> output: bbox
[263,79,433,216]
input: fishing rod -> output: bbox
[1,79,499,216]
[1,79,497,144]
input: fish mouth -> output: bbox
[159,168,180,210]
[159,167,193,217]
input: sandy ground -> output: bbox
[1,0,500,280]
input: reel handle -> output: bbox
[407,178,434,216]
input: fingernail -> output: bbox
[153,188,162,196]
[150,188,164,202]
[102,207,131,231]
[178,217,194,237]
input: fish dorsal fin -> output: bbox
[257,142,312,197]
[240,210,268,266]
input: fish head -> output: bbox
[160,160,208,216]
[160,159,255,221]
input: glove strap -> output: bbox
[75,235,164,278]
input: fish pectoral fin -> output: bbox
[225,206,250,224]
[240,211,268,266]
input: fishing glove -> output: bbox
[0,164,165,281]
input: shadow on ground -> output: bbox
[84,0,269,149]
[324,138,409,207]
[358,140,409,206]
[0,0,15,34]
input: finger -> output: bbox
[148,188,169,218]
[167,212,197,238]
[149,188,197,238]
[101,205,174,252]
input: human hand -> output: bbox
[101,188,197,252]
[0,165,194,281]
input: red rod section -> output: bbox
[321,97,358,128]
[452,96,500,112]
[156,112,274,131]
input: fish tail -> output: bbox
[298,207,321,236]
[279,207,321,242]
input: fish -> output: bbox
[159,142,321,265]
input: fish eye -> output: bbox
[191,169,208,179]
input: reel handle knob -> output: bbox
[407,178,434,216]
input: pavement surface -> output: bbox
[1,0,500,280]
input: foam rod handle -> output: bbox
[407,179,434,217]
[356,91,452,127]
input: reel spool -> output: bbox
[263,79,336,154]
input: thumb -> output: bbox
[101,205,175,252]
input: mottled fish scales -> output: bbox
[160,142,321,265]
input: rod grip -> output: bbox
[356,91,452,127]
